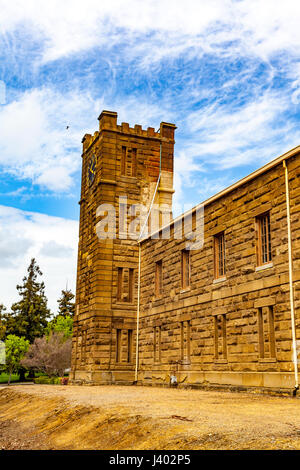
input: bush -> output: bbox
[34,376,61,385]
[21,332,71,377]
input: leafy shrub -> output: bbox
[34,376,61,385]
[21,332,71,377]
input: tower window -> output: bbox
[127,329,133,363]
[121,146,137,177]
[116,329,122,363]
[117,267,134,302]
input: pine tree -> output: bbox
[57,289,75,318]
[8,259,51,343]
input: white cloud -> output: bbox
[0,86,174,192]
[0,205,78,313]
[0,87,98,192]
[1,0,300,68]
[182,91,300,170]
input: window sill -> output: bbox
[259,357,277,363]
[214,358,228,364]
[255,262,273,272]
[119,175,137,180]
[115,301,135,306]
[154,295,163,301]
[213,276,227,284]
[180,287,191,294]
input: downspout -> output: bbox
[134,142,162,383]
[283,159,299,393]
[135,243,141,382]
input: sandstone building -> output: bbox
[70,110,300,394]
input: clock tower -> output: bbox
[70,110,176,384]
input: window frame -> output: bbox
[155,260,163,297]
[214,231,226,279]
[256,211,272,267]
[181,249,191,290]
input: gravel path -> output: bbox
[0,384,300,449]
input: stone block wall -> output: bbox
[138,153,300,391]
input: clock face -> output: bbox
[88,155,96,185]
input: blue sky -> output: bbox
[1,0,300,312]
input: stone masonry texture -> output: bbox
[71,110,300,393]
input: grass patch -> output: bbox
[0,372,47,384]
[0,373,19,384]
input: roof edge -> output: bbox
[139,144,300,243]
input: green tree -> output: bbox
[7,259,51,343]
[57,289,75,318]
[46,315,73,340]
[5,335,29,385]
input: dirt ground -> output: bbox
[0,384,300,450]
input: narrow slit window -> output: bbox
[117,268,123,301]
[258,306,276,359]
[181,250,190,289]
[128,269,134,303]
[153,326,161,363]
[116,329,122,363]
[127,329,133,363]
[214,314,227,360]
[180,321,191,362]
[131,148,137,177]
[214,232,226,279]
[121,146,126,175]
[119,201,127,234]
[155,260,163,296]
[117,268,134,302]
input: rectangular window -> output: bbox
[153,326,161,363]
[258,306,276,359]
[128,268,134,303]
[119,201,127,235]
[180,321,191,362]
[117,268,123,302]
[127,329,133,363]
[214,232,226,279]
[121,146,137,177]
[81,329,87,364]
[181,250,190,289]
[214,314,227,360]
[257,212,272,265]
[155,260,163,296]
[116,329,122,363]
[121,146,126,175]
[131,148,137,177]
[117,268,134,302]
